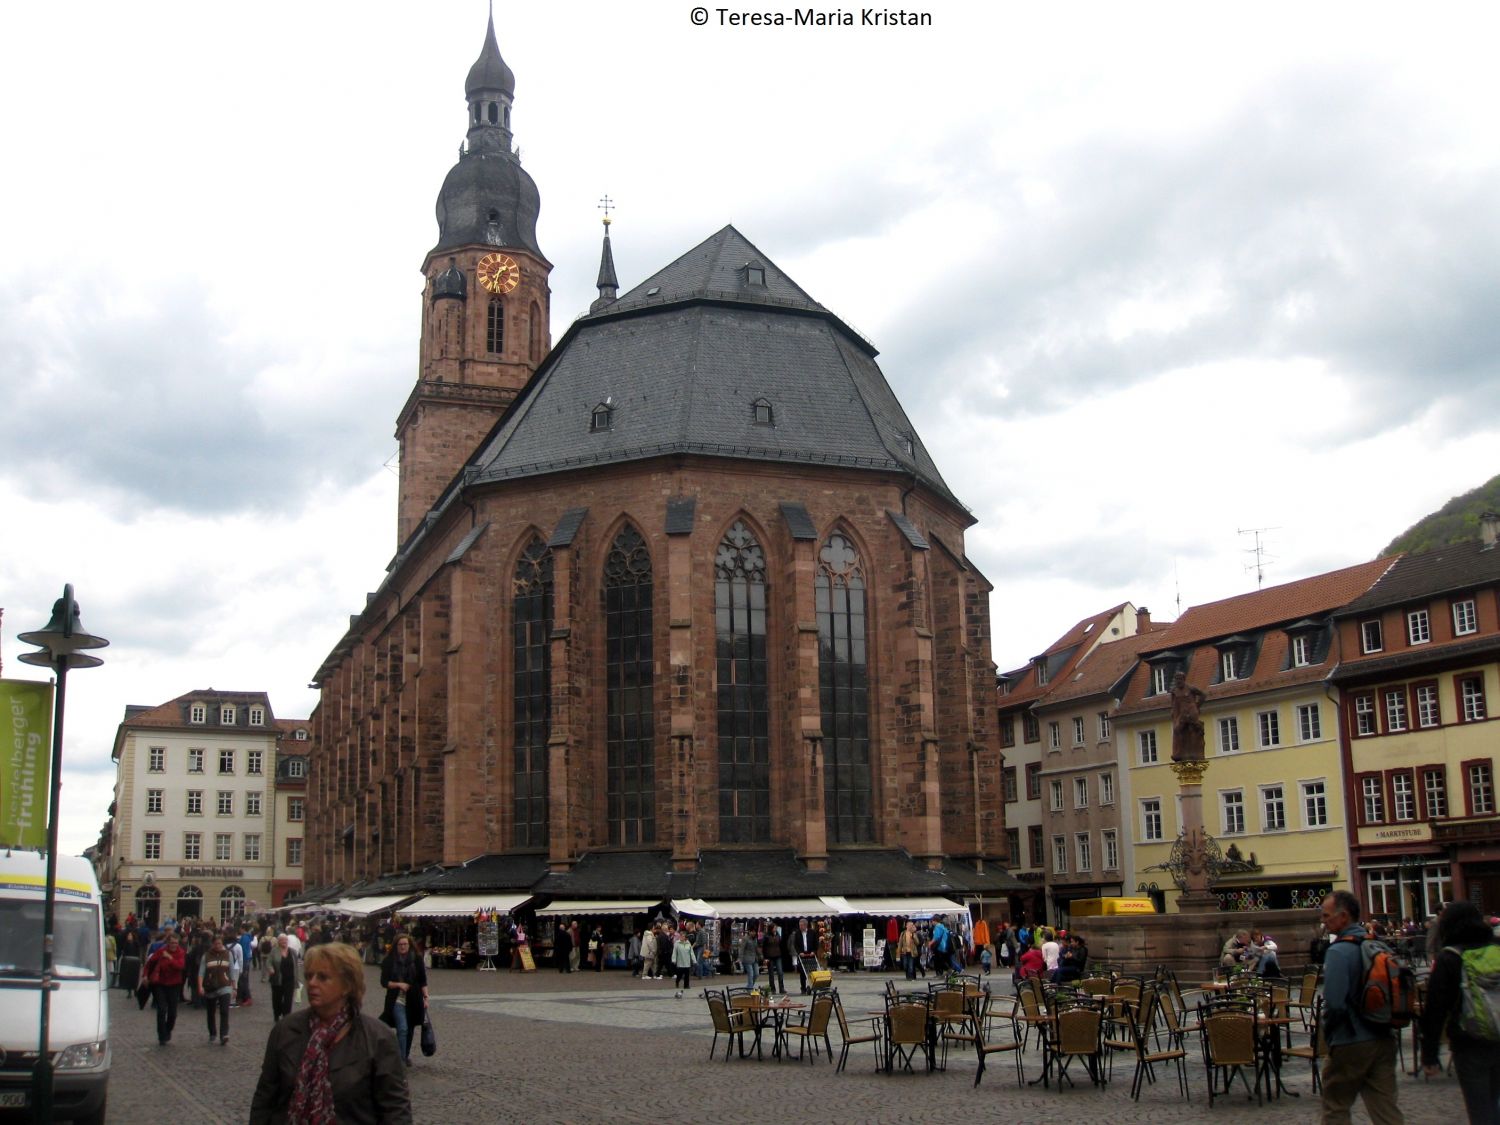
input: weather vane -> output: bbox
[598,193,615,226]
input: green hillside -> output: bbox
[1382,472,1500,556]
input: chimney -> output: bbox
[1482,512,1499,551]
[1137,606,1151,632]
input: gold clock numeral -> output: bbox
[478,252,521,294]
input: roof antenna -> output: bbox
[1238,526,1280,590]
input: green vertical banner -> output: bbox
[0,678,54,849]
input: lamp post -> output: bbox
[18,584,108,1121]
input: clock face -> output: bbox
[477,252,521,294]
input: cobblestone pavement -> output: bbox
[105,966,1459,1123]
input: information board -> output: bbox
[861,927,879,970]
[478,919,499,957]
[518,945,536,971]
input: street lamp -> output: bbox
[18,584,107,1121]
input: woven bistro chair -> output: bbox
[704,990,754,1061]
[1201,1003,1260,1106]
[885,999,934,1073]
[1050,1003,1105,1089]
[973,998,1026,1088]
[1124,990,1189,1102]
[1078,975,1113,996]
[1284,969,1321,1034]
[831,990,884,1073]
[783,990,835,1063]
[1014,982,1053,1052]
[938,988,989,1070]
[1282,995,1326,1093]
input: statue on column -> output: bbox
[1169,671,1207,763]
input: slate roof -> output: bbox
[118,689,274,731]
[465,226,959,509]
[1336,539,1500,616]
[430,848,1022,900]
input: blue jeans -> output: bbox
[745,962,759,990]
[902,953,916,980]
[393,1000,410,1060]
[765,958,784,993]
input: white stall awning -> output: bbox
[534,899,659,917]
[841,896,966,918]
[329,894,417,916]
[402,892,531,918]
[700,898,840,920]
[670,898,717,917]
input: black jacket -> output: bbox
[380,951,428,1029]
[249,1008,411,1125]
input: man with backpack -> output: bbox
[1320,890,1406,1124]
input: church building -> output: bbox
[306,16,1017,911]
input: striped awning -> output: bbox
[401,892,531,918]
[534,899,660,917]
[328,894,417,916]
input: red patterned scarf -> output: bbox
[288,1006,352,1125]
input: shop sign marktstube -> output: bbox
[0,678,54,849]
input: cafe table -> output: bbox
[741,996,806,1060]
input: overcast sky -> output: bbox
[4,1,1498,856]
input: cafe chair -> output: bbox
[1201,1004,1260,1106]
[704,990,754,1061]
[1284,970,1321,1034]
[1124,991,1189,1102]
[1050,1003,1105,1088]
[885,1000,933,1073]
[1078,975,1112,996]
[1014,982,1053,1052]
[783,991,835,1063]
[831,990,883,1073]
[973,1006,1026,1088]
[1282,995,1326,1093]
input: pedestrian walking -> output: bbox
[270,933,300,1021]
[1320,890,1405,1124]
[1421,900,1500,1124]
[739,926,761,991]
[144,931,186,1045]
[199,932,236,1045]
[761,923,785,994]
[380,934,429,1066]
[250,942,411,1124]
[639,926,659,979]
[672,928,694,998]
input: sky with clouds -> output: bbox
[2,1,1497,857]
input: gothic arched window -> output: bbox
[605,525,654,845]
[486,297,504,354]
[715,520,770,843]
[513,538,553,847]
[817,531,873,842]
[529,301,542,362]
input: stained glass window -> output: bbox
[606,526,654,844]
[513,538,553,847]
[818,532,873,842]
[716,521,770,842]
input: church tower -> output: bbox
[395,13,553,543]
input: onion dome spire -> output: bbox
[591,195,619,312]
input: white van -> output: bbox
[0,849,109,1124]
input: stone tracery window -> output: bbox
[715,520,770,843]
[817,531,873,842]
[513,538,553,847]
[606,525,655,844]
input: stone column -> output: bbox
[1171,759,1220,913]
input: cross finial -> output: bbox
[598,193,614,227]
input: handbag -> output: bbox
[420,1011,437,1057]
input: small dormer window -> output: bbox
[220,705,236,724]
[294,729,308,742]
[1220,650,1239,680]
[591,402,614,432]
[901,434,916,456]
[248,707,265,726]
[752,398,774,426]
[190,704,206,724]
[743,262,766,287]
